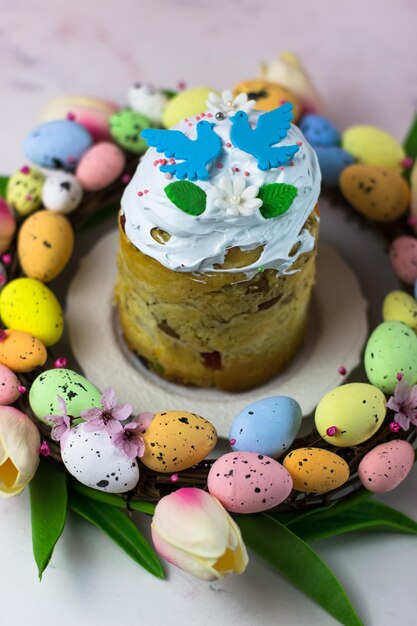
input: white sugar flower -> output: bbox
[213,175,263,217]
[206,90,255,116]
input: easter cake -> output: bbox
[116,95,321,391]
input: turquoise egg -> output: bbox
[229,396,302,458]
[23,120,92,170]
[299,114,340,147]
[314,146,355,186]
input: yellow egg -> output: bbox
[141,410,217,473]
[383,291,417,332]
[6,167,44,216]
[283,448,349,493]
[18,210,74,282]
[315,383,386,447]
[0,329,47,372]
[341,125,405,171]
[233,79,301,120]
[340,164,410,222]
[162,87,218,128]
[0,278,64,347]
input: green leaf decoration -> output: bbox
[68,491,164,579]
[69,480,156,515]
[236,513,364,626]
[164,181,206,216]
[284,489,372,529]
[404,113,417,161]
[29,458,68,580]
[258,183,298,219]
[0,176,9,198]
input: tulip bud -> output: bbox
[0,406,40,496]
[151,487,248,581]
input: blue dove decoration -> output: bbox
[140,120,222,181]
[230,102,300,171]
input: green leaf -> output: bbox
[258,183,297,219]
[29,458,68,580]
[285,489,372,529]
[0,176,9,198]
[68,491,164,578]
[236,513,363,626]
[165,181,206,216]
[69,480,156,515]
[404,113,417,162]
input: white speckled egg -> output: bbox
[127,84,168,124]
[358,440,415,493]
[42,172,83,214]
[61,425,139,493]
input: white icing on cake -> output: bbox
[121,110,321,278]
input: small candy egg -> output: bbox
[23,120,92,170]
[61,425,139,493]
[233,79,301,120]
[283,448,350,493]
[76,142,126,191]
[299,114,340,147]
[314,146,355,187]
[0,198,16,254]
[389,236,417,285]
[0,329,47,372]
[140,410,217,473]
[0,363,20,404]
[383,290,417,332]
[229,396,302,458]
[29,368,101,425]
[340,164,410,222]
[109,109,151,153]
[315,383,386,447]
[41,96,119,142]
[0,277,64,346]
[17,210,74,282]
[358,440,415,493]
[207,451,293,513]
[42,172,83,214]
[364,321,417,393]
[341,125,405,171]
[162,87,218,128]
[127,84,168,124]
[6,167,44,216]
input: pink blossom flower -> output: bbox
[113,418,145,460]
[386,378,417,431]
[80,387,131,435]
[46,396,71,444]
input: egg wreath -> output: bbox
[1,63,417,626]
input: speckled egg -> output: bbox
[0,363,20,405]
[358,440,415,493]
[41,96,119,142]
[341,125,405,171]
[61,425,139,493]
[42,172,83,214]
[283,448,349,493]
[6,167,44,216]
[389,236,417,285]
[383,291,417,332]
[162,87,218,128]
[109,109,151,154]
[0,277,64,346]
[233,80,301,120]
[314,146,355,187]
[340,164,410,222]
[23,120,92,170]
[0,198,16,254]
[315,383,386,447]
[29,368,102,425]
[364,321,417,393]
[0,329,47,372]
[76,142,126,191]
[229,396,302,458]
[128,84,168,124]
[140,410,217,473]
[17,210,74,282]
[207,451,293,513]
[299,114,340,147]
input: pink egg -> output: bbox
[358,440,415,493]
[76,142,126,192]
[389,236,417,285]
[207,451,293,514]
[0,363,20,405]
[0,198,16,254]
[42,97,119,142]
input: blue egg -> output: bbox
[229,396,302,458]
[300,114,340,147]
[23,120,92,170]
[314,146,355,186]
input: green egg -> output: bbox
[109,108,151,154]
[6,167,44,216]
[364,321,417,393]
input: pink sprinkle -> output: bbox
[67,156,76,164]
[234,167,239,172]
[161,159,167,166]
[326,426,338,437]
[289,161,295,167]
[216,163,223,169]
[138,191,143,197]
[54,357,67,369]
[297,141,303,146]
[18,385,26,394]
[0,330,7,342]
[390,421,401,433]
[229,439,236,446]
[153,160,159,167]
[226,142,232,148]
[169,158,175,164]
[39,442,50,457]
[206,113,213,118]
[144,189,149,194]
[397,372,403,381]
[164,172,173,179]
[407,215,417,226]
[243,171,250,177]
[280,99,288,105]
[188,122,193,127]
[401,157,413,170]
[338,366,347,375]
[200,112,206,117]
[25,194,33,201]
[170,473,179,482]
[184,118,189,123]
[66,112,76,121]
[20,165,31,175]
[195,116,201,121]
[280,166,285,171]
[177,81,187,91]
[121,173,131,184]
[1,254,12,266]
[0,274,6,286]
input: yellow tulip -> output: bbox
[0,406,40,496]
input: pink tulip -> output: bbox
[151,487,248,581]
[0,406,40,496]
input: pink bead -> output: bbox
[397,372,403,381]
[401,157,413,170]
[164,172,173,179]
[216,163,223,169]
[1,254,11,266]
[66,112,76,121]
[389,421,401,433]
[226,142,232,148]
[20,165,31,175]
[177,81,186,91]
[326,426,338,437]
[54,357,67,369]
[121,174,131,184]
[229,439,236,446]
[244,171,250,177]
[18,385,26,394]
[0,330,7,342]
[338,366,347,375]
[234,167,239,172]
[170,473,179,482]
[138,191,143,197]
[39,442,51,457]
[206,113,213,118]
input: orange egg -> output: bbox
[233,79,301,121]
[0,329,47,372]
